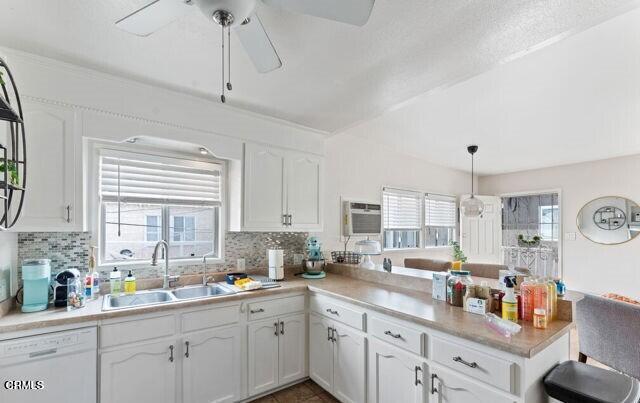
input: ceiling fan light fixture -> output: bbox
[461,144,485,218]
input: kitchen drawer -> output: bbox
[310,294,365,331]
[432,337,515,393]
[247,294,305,321]
[181,304,240,333]
[100,314,176,348]
[370,316,424,356]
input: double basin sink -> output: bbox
[102,283,236,311]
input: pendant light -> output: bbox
[461,145,484,217]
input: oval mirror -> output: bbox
[577,196,640,245]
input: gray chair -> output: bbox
[544,294,640,402]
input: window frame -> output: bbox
[424,194,457,248]
[539,204,559,241]
[90,141,226,268]
[381,187,457,251]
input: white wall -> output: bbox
[320,132,471,265]
[0,232,18,300]
[480,154,640,299]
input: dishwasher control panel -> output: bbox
[1,327,95,358]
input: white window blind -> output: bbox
[425,194,456,227]
[100,150,222,206]
[383,188,422,230]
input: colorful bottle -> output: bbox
[533,280,549,319]
[88,246,100,299]
[520,277,535,321]
[546,278,558,321]
[501,277,518,323]
[124,270,136,295]
[533,308,548,329]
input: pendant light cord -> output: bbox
[227,27,232,91]
[471,153,474,196]
[221,25,226,103]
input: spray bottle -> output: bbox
[501,276,518,323]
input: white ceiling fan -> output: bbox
[116,0,376,102]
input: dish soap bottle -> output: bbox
[89,246,100,299]
[109,267,122,295]
[124,270,136,295]
[501,276,518,323]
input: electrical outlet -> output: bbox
[293,254,304,265]
[565,232,577,241]
[236,258,246,272]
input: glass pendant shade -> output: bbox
[461,195,484,218]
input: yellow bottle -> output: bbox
[546,279,558,321]
[124,270,136,295]
[501,277,518,323]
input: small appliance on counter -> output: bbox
[53,268,81,307]
[268,249,284,281]
[302,236,326,279]
[355,239,381,270]
[20,259,51,313]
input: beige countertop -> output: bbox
[0,273,573,358]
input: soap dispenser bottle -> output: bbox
[110,267,122,295]
[124,270,136,295]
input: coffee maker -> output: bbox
[53,269,81,307]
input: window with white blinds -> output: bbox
[383,188,422,230]
[98,149,222,264]
[100,150,222,206]
[425,193,457,247]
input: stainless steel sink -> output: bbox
[102,290,176,311]
[172,284,235,300]
[102,283,236,311]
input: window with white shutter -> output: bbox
[425,194,457,247]
[99,149,223,263]
[382,188,422,249]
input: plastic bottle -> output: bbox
[533,308,548,329]
[501,277,518,323]
[520,277,535,321]
[484,313,522,338]
[88,246,100,299]
[109,267,122,294]
[534,280,549,317]
[546,278,558,321]
[124,270,136,295]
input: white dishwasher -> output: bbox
[0,326,97,403]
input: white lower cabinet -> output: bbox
[368,339,426,403]
[309,314,366,403]
[429,364,517,403]
[182,326,242,403]
[248,313,307,397]
[100,339,178,403]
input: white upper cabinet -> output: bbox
[287,153,323,231]
[243,143,287,231]
[11,101,80,231]
[243,143,323,232]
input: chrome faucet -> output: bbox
[151,240,179,289]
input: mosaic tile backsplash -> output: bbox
[17,231,308,281]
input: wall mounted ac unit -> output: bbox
[342,200,381,236]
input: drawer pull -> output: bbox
[430,373,439,395]
[414,366,423,386]
[250,308,265,314]
[326,308,339,316]
[384,330,403,339]
[453,356,478,368]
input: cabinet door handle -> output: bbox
[326,308,339,316]
[414,366,423,386]
[287,214,293,226]
[169,345,174,362]
[327,326,332,341]
[331,328,337,342]
[184,341,190,358]
[274,322,279,336]
[280,320,285,335]
[250,308,264,314]
[282,214,287,226]
[453,356,478,368]
[430,373,439,395]
[66,205,71,223]
[384,330,402,339]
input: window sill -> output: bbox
[382,247,422,253]
[424,246,453,250]
[98,257,223,270]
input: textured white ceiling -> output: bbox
[0,0,637,134]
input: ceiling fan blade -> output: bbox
[262,0,375,26]
[116,0,193,37]
[234,14,282,73]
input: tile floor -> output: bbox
[250,380,339,403]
